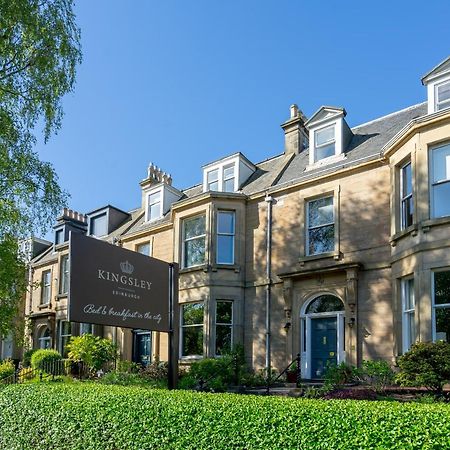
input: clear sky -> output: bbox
[35,0,450,234]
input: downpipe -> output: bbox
[265,194,273,393]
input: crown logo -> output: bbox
[120,260,134,275]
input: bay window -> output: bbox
[217,211,235,264]
[307,196,335,255]
[181,302,204,357]
[430,143,450,218]
[401,278,415,353]
[433,270,450,343]
[215,301,233,355]
[400,160,413,229]
[182,215,206,268]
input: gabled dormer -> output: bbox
[202,152,255,193]
[305,106,353,167]
[140,163,182,222]
[53,208,87,247]
[86,205,130,237]
[422,56,450,114]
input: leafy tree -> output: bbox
[0,0,82,337]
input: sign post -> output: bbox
[68,232,178,388]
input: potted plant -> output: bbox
[286,362,298,383]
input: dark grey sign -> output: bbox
[69,232,171,331]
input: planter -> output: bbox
[286,372,298,383]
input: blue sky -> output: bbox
[36,0,450,230]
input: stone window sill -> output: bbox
[422,216,450,232]
[211,264,240,273]
[179,264,209,275]
[390,224,418,246]
[298,251,341,266]
[38,303,51,310]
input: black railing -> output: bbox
[0,359,89,385]
[266,353,301,395]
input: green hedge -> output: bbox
[1,384,450,449]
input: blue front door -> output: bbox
[311,317,337,378]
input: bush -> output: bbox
[2,384,450,449]
[139,361,168,381]
[66,334,117,373]
[324,362,359,387]
[0,360,15,380]
[116,360,141,374]
[322,388,378,401]
[396,341,450,395]
[188,358,234,392]
[31,349,62,372]
[22,349,36,368]
[360,359,395,393]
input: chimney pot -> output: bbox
[290,104,299,119]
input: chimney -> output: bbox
[140,162,172,209]
[280,104,308,155]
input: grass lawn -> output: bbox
[1,382,450,449]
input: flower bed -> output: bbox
[1,383,450,449]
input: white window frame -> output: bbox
[147,189,162,222]
[314,124,336,163]
[180,302,204,358]
[432,269,450,342]
[435,80,450,112]
[222,164,235,192]
[136,241,152,257]
[429,143,450,219]
[182,214,206,269]
[401,277,415,353]
[306,196,335,256]
[89,213,108,237]
[400,160,413,230]
[215,300,233,356]
[204,162,237,193]
[59,254,69,295]
[41,270,51,305]
[216,211,235,265]
[207,169,219,191]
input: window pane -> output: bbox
[402,196,414,228]
[315,143,335,161]
[309,225,334,255]
[137,243,150,256]
[432,181,450,218]
[184,216,206,240]
[405,278,415,310]
[208,181,219,191]
[435,307,450,342]
[223,165,234,179]
[216,301,232,324]
[407,312,416,347]
[218,211,235,234]
[207,169,219,183]
[223,178,235,192]
[305,295,344,314]
[149,202,161,220]
[315,126,334,146]
[438,82,450,103]
[60,255,69,294]
[182,326,203,356]
[149,191,161,204]
[217,235,234,264]
[432,145,450,183]
[184,238,205,267]
[215,325,232,355]
[309,197,334,227]
[182,303,204,326]
[55,229,64,245]
[402,162,412,196]
[434,271,450,305]
[91,213,107,236]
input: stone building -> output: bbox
[24,56,450,379]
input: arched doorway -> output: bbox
[300,294,345,379]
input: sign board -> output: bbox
[68,232,171,332]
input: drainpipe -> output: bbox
[265,194,273,379]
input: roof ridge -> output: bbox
[351,102,426,130]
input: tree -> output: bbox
[0,0,82,338]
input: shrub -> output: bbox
[360,359,395,393]
[22,349,36,368]
[188,357,234,392]
[67,334,117,373]
[322,388,378,401]
[139,361,168,381]
[324,362,359,387]
[2,384,450,449]
[396,341,450,395]
[30,349,62,372]
[0,360,15,380]
[117,360,141,374]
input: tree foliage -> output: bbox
[0,0,81,337]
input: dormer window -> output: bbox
[89,213,107,237]
[314,125,335,161]
[55,228,65,245]
[305,106,352,168]
[148,190,162,221]
[202,153,255,193]
[436,80,450,111]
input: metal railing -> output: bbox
[266,353,301,395]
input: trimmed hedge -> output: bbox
[1,384,450,449]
